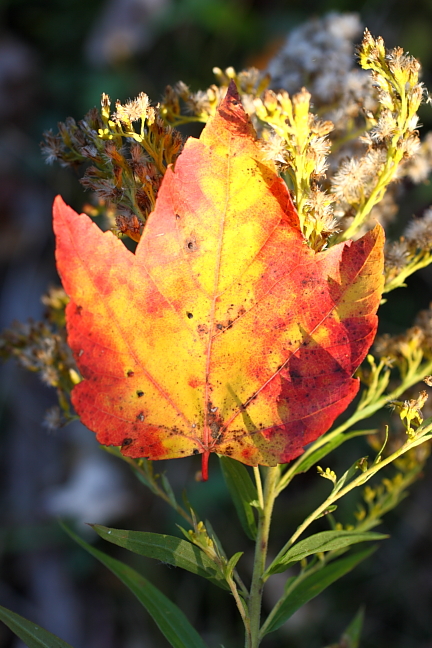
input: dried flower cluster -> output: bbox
[254,87,336,248]
[332,30,424,240]
[374,303,432,376]
[0,287,78,428]
[30,15,432,501]
[42,18,432,261]
[268,12,376,134]
[385,208,432,291]
[42,92,183,240]
[160,67,271,127]
[2,17,432,647]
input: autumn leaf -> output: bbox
[53,83,384,479]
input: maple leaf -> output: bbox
[53,83,384,480]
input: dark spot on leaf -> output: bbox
[186,312,193,319]
[137,412,145,422]
[136,390,144,397]
[127,370,134,377]
[122,438,132,446]
[216,323,223,330]
[193,448,200,455]
[186,239,197,251]
[175,213,180,219]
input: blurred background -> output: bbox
[1,0,432,647]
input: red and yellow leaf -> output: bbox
[54,84,384,478]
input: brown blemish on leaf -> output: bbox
[197,323,208,336]
[186,238,197,251]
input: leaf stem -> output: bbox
[246,466,280,648]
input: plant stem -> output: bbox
[246,466,280,648]
[227,575,251,638]
[254,467,264,509]
[273,418,432,564]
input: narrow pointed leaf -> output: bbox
[92,524,229,590]
[61,524,208,648]
[219,456,258,539]
[0,604,74,648]
[342,607,364,648]
[263,546,376,635]
[323,607,365,648]
[226,551,244,578]
[266,530,387,575]
[54,83,384,471]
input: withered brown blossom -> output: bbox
[0,287,78,424]
[42,92,183,239]
[405,209,432,249]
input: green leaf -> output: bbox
[342,607,364,648]
[92,525,230,590]
[225,552,243,578]
[60,523,208,648]
[219,456,258,540]
[161,473,177,507]
[263,546,376,635]
[333,458,367,495]
[324,607,365,648]
[373,426,388,466]
[0,603,74,648]
[315,504,338,519]
[204,519,228,559]
[293,430,377,476]
[266,530,386,576]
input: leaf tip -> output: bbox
[216,79,254,138]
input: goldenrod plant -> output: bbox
[2,16,432,648]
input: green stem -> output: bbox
[273,419,432,564]
[246,466,280,648]
[260,557,323,638]
[253,467,264,509]
[384,252,432,293]
[227,575,251,638]
[339,159,399,241]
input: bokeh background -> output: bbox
[1,0,432,647]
